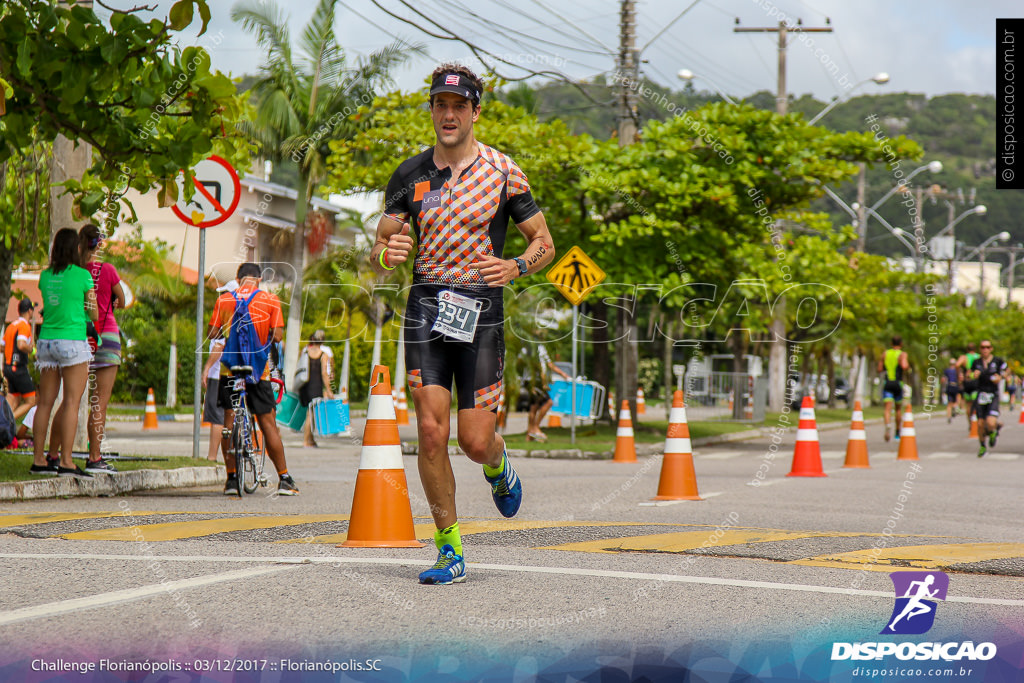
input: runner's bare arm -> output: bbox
[470,212,555,287]
[371,214,414,275]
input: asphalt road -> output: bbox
[1,406,1022,681]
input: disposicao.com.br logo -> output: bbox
[831,571,997,663]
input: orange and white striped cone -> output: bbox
[653,391,701,500]
[896,405,918,461]
[787,396,826,477]
[1019,402,1024,424]
[548,412,562,428]
[340,365,424,548]
[613,400,637,463]
[608,395,615,418]
[637,387,646,415]
[143,388,159,430]
[395,385,409,425]
[843,399,870,468]
[969,413,978,439]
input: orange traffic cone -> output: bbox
[395,385,409,425]
[143,388,158,430]
[787,396,826,476]
[613,400,637,463]
[969,413,978,438]
[653,391,701,500]
[608,395,615,418]
[896,405,918,460]
[637,387,646,415]
[548,412,562,428]
[1017,402,1023,424]
[340,365,424,548]
[843,399,870,468]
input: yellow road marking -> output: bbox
[0,512,167,527]
[60,515,351,542]
[790,543,1024,571]
[539,529,917,554]
[279,520,644,545]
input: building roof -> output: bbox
[240,175,342,214]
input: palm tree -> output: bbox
[232,0,420,378]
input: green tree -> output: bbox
[232,0,419,379]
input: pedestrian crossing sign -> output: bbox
[546,246,606,306]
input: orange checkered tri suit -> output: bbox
[383,143,540,288]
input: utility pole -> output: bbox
[734,18,832,411]
[616,0,639,423]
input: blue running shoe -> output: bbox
[484,450,522,518]
[418,545,466,585]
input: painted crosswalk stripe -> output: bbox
[791,542,1024,571]
[59,515,352,542]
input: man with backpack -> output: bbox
[208,263,298,496]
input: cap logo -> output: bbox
[444,74,460,86]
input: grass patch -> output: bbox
[0,452,218,483]
[108,403,196,416]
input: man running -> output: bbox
[208,263,298,495]
[942,358,961,423]
[972,339,1008,458]
[878,335,909,442]
[958,342,980,434]
[3,299,37,422]
[887,574,939,632]
[373,63,555,584]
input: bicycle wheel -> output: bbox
[230,416,249,496]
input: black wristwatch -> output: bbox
[513,257,528,276]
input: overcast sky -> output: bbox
[106,0,1012,101]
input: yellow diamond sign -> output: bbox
[546,246,606,306]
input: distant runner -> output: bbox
[971,339,1008,458]
[878,335,909,442]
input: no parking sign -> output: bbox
[171,155,240,228]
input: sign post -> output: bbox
[546,246,606,445]
[171,155,241,459]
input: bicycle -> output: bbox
[224,365,283,496]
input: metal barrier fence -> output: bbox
[682,372,767,422]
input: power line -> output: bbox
[369,0,610,104]
[521,0,618,54]
[640,0,704,52]
[428,0,612,73]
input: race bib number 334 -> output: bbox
[431,290,482,342]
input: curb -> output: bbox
[0,465,226,502]
[398,418,886,460]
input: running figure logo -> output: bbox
[881,571,949,635]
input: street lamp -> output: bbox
[968,231,1012,309]
[677,69,737,105]
[808,72,889,125]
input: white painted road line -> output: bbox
[695,451,743,460]
[0,565,299,627]
[1,553,1021,607]
[928,452,961,459]
[987,453,1021,460]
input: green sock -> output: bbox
[435,522,462,557]
[482,443,506,479]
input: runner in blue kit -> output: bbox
[972,339,1008,458]
[371,64,556,584]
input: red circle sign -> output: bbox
[171,155,241,229]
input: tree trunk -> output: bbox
[615,303,638,425]
[283,175,310,381]
[768,300,787,411]
[49,135,91,241]
[590,300,612,422]
[826,348,836,409]
[0,235,12,323]
[662,314,673,419]
[166,313,178,408]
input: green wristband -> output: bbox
[378,249,396,271]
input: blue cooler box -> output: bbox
[549,380,596,418]
[313,398,350,436]
[276,391,302,430]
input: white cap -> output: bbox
[216,279,239,293]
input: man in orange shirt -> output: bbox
[3,299,37,421]
[208,263,297,496]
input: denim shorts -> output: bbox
[36,339,93,370]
